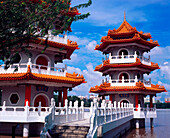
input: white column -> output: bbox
[136,120,139,129]
[23,124,29,138]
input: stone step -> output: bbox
[49,125,90,138]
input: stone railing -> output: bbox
[0,58,67,77]
[40,99,84,137]
[109,52,151,65]
[133,104,157,119]
[87,99,134,138]
[0,101,51,123]
[109,76,151,87]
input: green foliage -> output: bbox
[0,0,91,67]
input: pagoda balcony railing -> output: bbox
[108,52,151,65]
[0,58,67,77]
[43,31,68,44]
[108,76,151,87]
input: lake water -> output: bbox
[125,109,170,138]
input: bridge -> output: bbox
[0,98,156,137]
[39,98,156,138]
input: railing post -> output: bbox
[65,99,68,122]
[47,62,51,75]
[108,101,113,120]
[2,101,6,111]
[121,52,124,59]
[114,101,117,120]
[50,98,56,122]
[75,101,79,120]
[38,101,41,116]
[118,102,120,118]
[122,76,125,84]
[127,103,129,116]
[38,65,41,73]
[81,101,84,120]
[25,101,29,120]
[124,103,126,117]
[121,102,124,117]
[90,101,94,115]
[134,51,137,59]
[135,75,138,83]
[27,58,32,69]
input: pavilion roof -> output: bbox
[29,38,79,59]
[95,19,159,51]
[0,65,85,87]
[89,81,167,94]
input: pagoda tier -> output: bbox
[0,60,85,88]
[95,19,159,52]
[90,82,166,95]
[95,58,159,75]
[28,35,79,61]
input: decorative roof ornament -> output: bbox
[124,11,126,21]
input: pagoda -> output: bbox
[0,8,85,108]
[90,13,166,109]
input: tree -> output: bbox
[0,0,91,67]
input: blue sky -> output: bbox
[58,0,170,101]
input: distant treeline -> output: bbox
[54,95,93,107]
[144,103,170,109]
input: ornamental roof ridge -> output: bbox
[89,82,166,93]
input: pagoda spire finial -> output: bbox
[124,11,126,21]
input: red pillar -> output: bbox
[58,90,62,107]
[25,85,31,106]
[135,94,138,111]
[109,95,113,102]
[63,88,67,107]
[150,95,153,108]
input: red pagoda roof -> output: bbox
[95,18,159,51]
[95,58,159,73]
[89,81,167,94]
[0,65,86,87]
[29,38,79,59]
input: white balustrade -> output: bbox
[133,104,157,119]
[0,101,50,123]
[44,31,68,44]
[108,51,151,65]
[109,76,151,87]
[0,58,67,77]
[87,99,134,138]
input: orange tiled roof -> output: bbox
[89,81,166,93]
[29,38,79,59]
[95,58,159,73]
[0,65,85,87]
[30,38,79,50]
[95,20,159,51]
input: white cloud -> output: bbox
[164,62,168,65]
[67,63,104,96]
[68,35,89,46]
[86,40,97,51]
